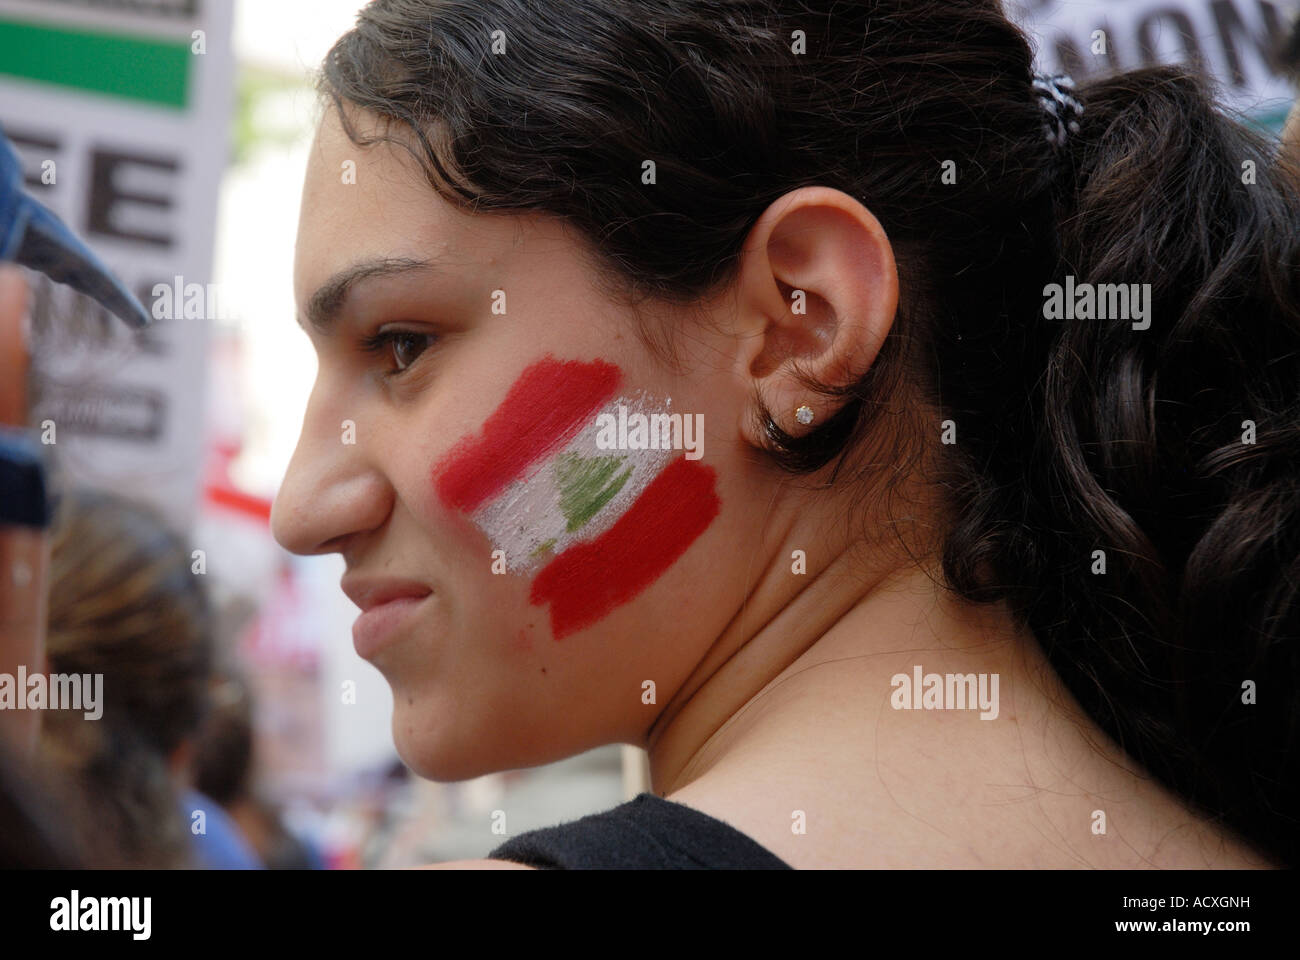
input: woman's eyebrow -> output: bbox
[301,256,438,332]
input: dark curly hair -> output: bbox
[319,0,1300,864]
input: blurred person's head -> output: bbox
[273,0,1300,864]
[42,489,215,867]
[190,676,326,870]
[192,672,255,808]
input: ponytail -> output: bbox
[1009,65,1300,864]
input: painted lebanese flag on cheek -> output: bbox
[434,356,721,640]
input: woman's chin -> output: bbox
[388,698,586,783]
[389,703,517,783]
[392,722,487,782]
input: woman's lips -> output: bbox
[340,577,433,660]
[351,595,428,659]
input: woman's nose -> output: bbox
[271,388,392,557]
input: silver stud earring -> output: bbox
[795,404,814,426]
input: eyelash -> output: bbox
[360,328,439,378]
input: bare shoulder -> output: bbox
[415,858,537,870]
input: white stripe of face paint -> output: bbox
[472,392,678,573]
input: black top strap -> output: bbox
[487,792,793,869]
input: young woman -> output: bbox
[271,0,1300,868]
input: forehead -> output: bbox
[293,105,616,326]
[293,106,475,310]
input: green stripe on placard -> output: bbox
[0,17,190,109]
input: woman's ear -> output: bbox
[729,186,898,448]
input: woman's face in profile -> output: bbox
[273,107,763,780]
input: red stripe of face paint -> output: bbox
[434,356,622,513]
[529,456,720,640]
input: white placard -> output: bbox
[1009,0,1298,130]
[0,0,234,531]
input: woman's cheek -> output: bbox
[431,354,720,642]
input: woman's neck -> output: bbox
[645,544,1271,868]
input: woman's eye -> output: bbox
[390,331,434,371]
[364,329,438,375]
